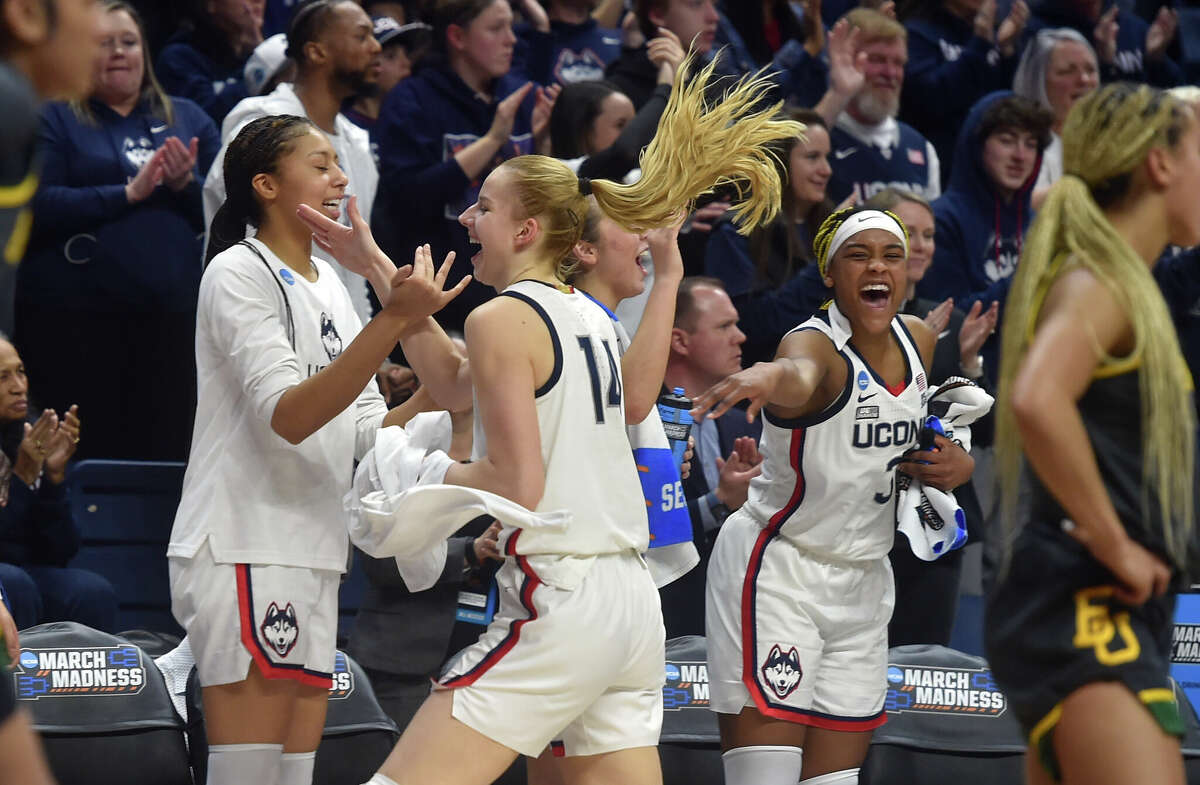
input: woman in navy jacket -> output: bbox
[15,2,219,462]
[370,0,554,334]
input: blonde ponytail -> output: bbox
[996,82,1195,566]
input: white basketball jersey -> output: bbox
[472,280,649,556]
[740,308,928,562]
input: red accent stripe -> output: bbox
[752,705,888,730]
[550,740,566,757]
[235,565,332,689]
[740,428,809,720]
[885,380,907,396]
[441,531,544,688]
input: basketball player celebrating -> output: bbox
[304,55,803,785]
[691,206,975,785]
[169,115,468,785]
[986,82,1200,785]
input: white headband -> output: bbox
[822,210,908,276]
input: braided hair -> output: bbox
[205,115,320,265]
[811,205,909,280]
[996,82,1196,567]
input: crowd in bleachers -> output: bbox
[3,0,1200,774]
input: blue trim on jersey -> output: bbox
[844,320,912,395]
[499,290,563,398]
[579,289,618,322]
[238,564,333,680]
[763,337,854,429]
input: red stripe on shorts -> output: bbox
[235,564,332,689]
[440,530,543,688]
[740,427,811,722]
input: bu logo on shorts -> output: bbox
[761,644,802,699]
[260,602,300,657]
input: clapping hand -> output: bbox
[42,405,80,485]
[958,300,999,368]
[1146,6,1178,62]
[160,136,199,192]
[826,18,865,100]
[125,147,166,203]
[531,84,561,148]
[923,298,953,336]
[715,435,763,510]
[14,410,56,486]
[1094,5,1119,64]
[996,0,1029,55]
[648,27,685,85]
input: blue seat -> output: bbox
[66,460,186,634]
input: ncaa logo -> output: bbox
[18,651,37,670]
[664,663,680,681]
[887,666,904,685]
[279,268,296,286]
[857,370,870,391]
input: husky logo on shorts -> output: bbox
[260,602,299,657]
[761,644,802,699]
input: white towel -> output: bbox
[345,420,570,591]
[897,378,993,561]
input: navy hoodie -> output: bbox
[918,91,1036,367]
[900,6,1021,182]
[156,22,250,127]
[19,97,219,313]
[371,59,537,332]
[1155,247,1200,419]
[515,17,622,86]
[1028,1,1181,88]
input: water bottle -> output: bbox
[657,387,694,468]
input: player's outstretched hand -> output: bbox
[691,363,782,423]
[297,195,384,275]
[382,244,470,322]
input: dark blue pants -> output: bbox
[0,562,117,632]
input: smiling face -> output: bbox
[788,124,832,208]
[451,0,516,81]
[825,227,907,332]
[92,7,143,108]
[981,127,1040,198]
[458,165,526,288]
[258,127,348,226]
[579,214,648,305]
[1045,40,1099,132]
[850,36,906,124]
[891,200,935,286]
[0,340,28,425]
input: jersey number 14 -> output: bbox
[578,335,623,423]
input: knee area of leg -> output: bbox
[207,743,284,784]
[722,745,804,785]
[800,767,860,785]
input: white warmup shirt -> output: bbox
[203,83,379,323]
[169,238,388,571]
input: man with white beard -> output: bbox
[816,8,941,206]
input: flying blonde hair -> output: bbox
[996,82,1195,566]
[500,53,804,281]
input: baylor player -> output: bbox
[986,82,1200,785]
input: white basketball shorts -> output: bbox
[169,538,340,688]
[437,548,665,758]
[706,510,893,730]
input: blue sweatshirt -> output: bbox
[900,7,1021,181]
[0,476,77,568]
[19,97,219,313]
[515,17,622,86]
[918,91,1035,369]
[156,23,250,127]
[370,60,537,331]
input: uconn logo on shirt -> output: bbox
[853,417,920,449]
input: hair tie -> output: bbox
[577,176,592,196]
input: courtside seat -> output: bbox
[66,460,186,634]
[186,648,400,785]
[862,644,1025,785]
[13,621,190,785]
